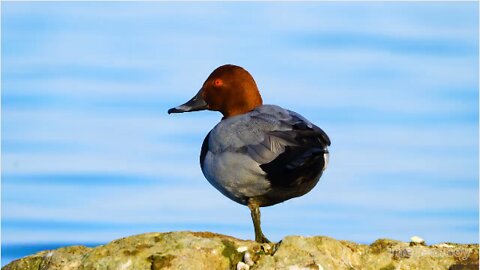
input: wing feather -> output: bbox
[249,107,331,187]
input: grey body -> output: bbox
[200,105,330,207]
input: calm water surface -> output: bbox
[2,2,478,266]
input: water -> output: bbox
[2,1,478,257]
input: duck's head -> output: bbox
[168,64,263,118]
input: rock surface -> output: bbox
[3,231,478,270]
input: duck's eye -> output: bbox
[213,79,223,87]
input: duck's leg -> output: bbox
[248,199,271,243]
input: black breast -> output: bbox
[199,131,211,170]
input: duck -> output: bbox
[168,64,331,243]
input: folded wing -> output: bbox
[245,108,331,188]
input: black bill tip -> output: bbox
[168,107,186,114]
[168,89,208,115]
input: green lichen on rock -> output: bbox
[369,239,400,254]
[2,254,44,270]
[220,239,244,269]
[2,231,478,270]
[3,245,91,270]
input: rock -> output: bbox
[3,231,478,270]
[244,251,254,266]
[409,235,426,246]
[236,261,250,270]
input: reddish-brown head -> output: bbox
[168,65,263,118]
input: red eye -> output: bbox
[213,79,223,87]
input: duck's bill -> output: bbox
[168,90,208,114]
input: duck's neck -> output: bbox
[221,92,263,118]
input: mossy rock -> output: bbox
[3,231,478,270]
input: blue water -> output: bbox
[2,1,478,261]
